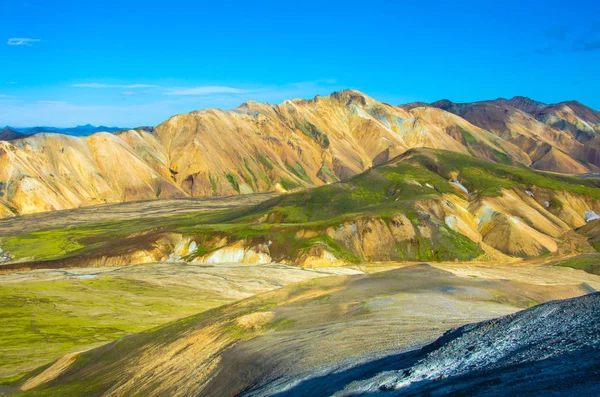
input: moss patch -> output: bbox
[550,254,600,275]
[0,276,229,378]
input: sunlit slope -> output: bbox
[8,264,595,397]
[430,98,599,173]
[0,90,568,217]
[0,262,359,380]
[2,149,599,269]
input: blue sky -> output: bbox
[1,0,599,127]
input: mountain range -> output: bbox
[1,89,599,218]
[1,124,127,138]
[1,90,600,396]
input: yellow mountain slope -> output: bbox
[0,90,526,217]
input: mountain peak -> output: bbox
[328,89,371,106]
[0,127,25,141]
[495,96,548,114]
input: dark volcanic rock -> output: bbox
[248,293,600,396]
[0,127,24,141]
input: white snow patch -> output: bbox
[545,201,550,208]
[426,183,434,189]
[525,190,534,198]
[450,180,469,195]
[444,215,458,230]
[73,274,97,280]
[65,273,97,279]
[585,210,600,223]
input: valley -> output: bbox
[0,193,277,237]
[1,90,599,218]
[1,260,597,396]
[1,89,599,396]
[0,261,359,379]
[5,0,600,391]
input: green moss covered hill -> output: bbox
[1,149,599,268]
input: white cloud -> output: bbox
[72,83,159,89]
[290,79,337,88]
[73,83,250,96]
[124,84,157,89]
[2,80,345,127]
[72,83,115,88]
[36,100,67,104]
[163,86,250,96]
[7,38,41,46]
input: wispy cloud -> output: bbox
[0,94,7,98]
[36,100,68,105]
[7,38,41,46]
[6,82,17,85]
[1,79,345,126]
[163,86,250,96]
[73,82,251,96]
[290,79,337,89]
[72,83,159,89]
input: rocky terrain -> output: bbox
[249,292,600,397]
[0,128,24,142]
[0,261,359,379]
[4,264,596,396]
[1,90,598,217]
[429,97,600,173]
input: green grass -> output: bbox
[549,198,563,208]
[0,275,229,379]
[294,120,330,149]
[0,206,252,261]
[456,127,512,165]
[408,149,600,198]
[279,177,300,190]
[317,162,338,182]
[1,149,597,266]
[257,153,274,171]
[225,173,241,193]
[550,254,600,275]
[286,162,311,183]
[209,173,218,193]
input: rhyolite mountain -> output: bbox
[428,96,600,173]
[1,148,599,271]
[0,89,598,217]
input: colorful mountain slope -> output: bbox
[3,90,597,217]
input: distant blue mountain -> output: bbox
[5,124,129,137]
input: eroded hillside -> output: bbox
[1,90,596,217]
[1,149,599,270]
